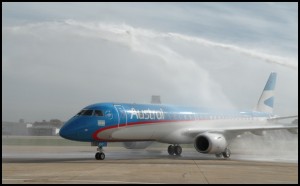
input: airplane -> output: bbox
[59,72,298,160]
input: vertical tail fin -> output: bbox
[255,72,277,113]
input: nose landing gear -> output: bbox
[95,151,105,160]
[95,142,106,160]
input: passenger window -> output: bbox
[94,110,104,116]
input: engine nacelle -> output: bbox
[122,141,153,149]
[194,133,227,154]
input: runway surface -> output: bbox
[2,145,298,184]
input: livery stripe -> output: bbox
[92,119,207,141]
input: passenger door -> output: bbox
[114,105,127,128]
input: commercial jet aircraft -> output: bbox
[59,72,298,160]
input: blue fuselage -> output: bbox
[59,102,272,142]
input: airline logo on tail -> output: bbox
[255,72,277,113]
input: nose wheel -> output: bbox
[95,142,106,160]
[95,152,105,160]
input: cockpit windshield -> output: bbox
[76,110,86,115]
[76,109,104,116]
[76,110,93,116]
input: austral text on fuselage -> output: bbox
[129,108,164,120]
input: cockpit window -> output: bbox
[82,110,93,116]
[94,110,104,116]
[76,110,86,115]
[77,109,93,116]
[76,109,104,116]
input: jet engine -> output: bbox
[194,133,227,154]
[122,141,153,149]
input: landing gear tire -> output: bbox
[168,145,175,155]
[168,145,182,156]
[174,146,182,156]
[95,152,105,160]
[222,148,231,159]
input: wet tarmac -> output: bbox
[2,146,298,184]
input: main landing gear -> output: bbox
[95,142,106,160]
[168,144,182,156]
[215,148,231,159]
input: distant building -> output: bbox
[2,121,28,136]
[27,119,64,136]
[2,119,64,136]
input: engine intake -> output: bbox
[194,133,227,154]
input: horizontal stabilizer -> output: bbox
[267,115,298,121]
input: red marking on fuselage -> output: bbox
[92,119,204,141]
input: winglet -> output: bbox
[255,72,277,113]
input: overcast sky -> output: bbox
[2,2,298,122]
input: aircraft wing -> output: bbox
[183,118,298,140]
[224,122,298,136]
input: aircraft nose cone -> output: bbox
[59,124,73,140]
[59,125,67,139]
